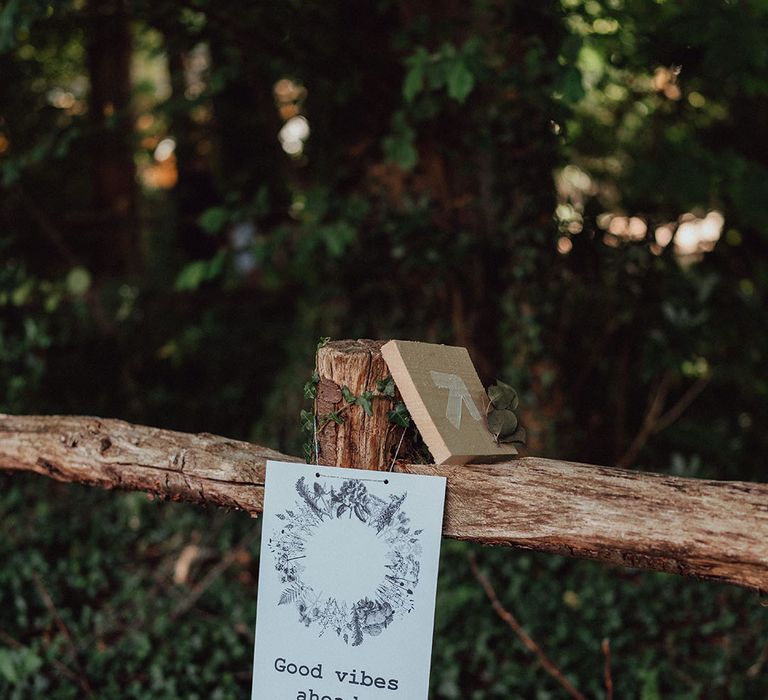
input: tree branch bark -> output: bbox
[2,414,767,591]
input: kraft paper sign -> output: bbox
[381,339,517,465]
[252,460,447,700]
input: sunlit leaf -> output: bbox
[65,267,92,297]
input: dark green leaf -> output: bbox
[303,380,317,400]
[356,391,374,416]
[488,380,519,411]
[383,112,418,170]
[300,409,314,432]
[487,408,518,439]
[198,206,230,235]
[377,375,396,397]
[446,59,475,103]
[403,68,423,102]
[388,402,411,428]
[174,261,207,291]
[498,425,526,445]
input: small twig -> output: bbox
[616,371,672,469]
[389,424,408,472]
[652,376,710,434]
[171,529,260,619]
[468,552,588,700]
[0,630,22,649]
[602,638,613,700]
[32,575,94,696]
[617,371,709,469]
[317,404,352,435]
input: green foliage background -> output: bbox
[2,0,768,697]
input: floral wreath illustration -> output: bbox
[268,476,423,647]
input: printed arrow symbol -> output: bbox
[430,371,481,429]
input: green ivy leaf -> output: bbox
[388,402,411,428]
[403,47,428,102]
[383,112,418,170]
[0,649,17,684]
[446,59,475,103]
[303,371,319,400]
[383,133,417,170]
[0,647,42,684]
[300,409,314,433]
[198,206,230,235]
[175,253,227,291]
[377,375,396,397]
[174,260,208,291]
[639,669,661,700]
[318,221,356,257]
[356,390,374,416]
[341,385,356,404]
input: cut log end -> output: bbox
[315,339,413,470]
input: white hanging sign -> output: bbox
[251,460,447,700]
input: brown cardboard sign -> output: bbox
[381,340,517,465]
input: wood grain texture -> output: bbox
[316,339,407,469]
[0,413,299,513]
[2,414,767,590]
[401,460,768,591]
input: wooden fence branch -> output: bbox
[2,414,767,591]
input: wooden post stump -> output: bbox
[315,339,410,469]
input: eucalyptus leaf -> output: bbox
[487,408,518,439]
[488,380,519,410]
[499,425,526,445]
